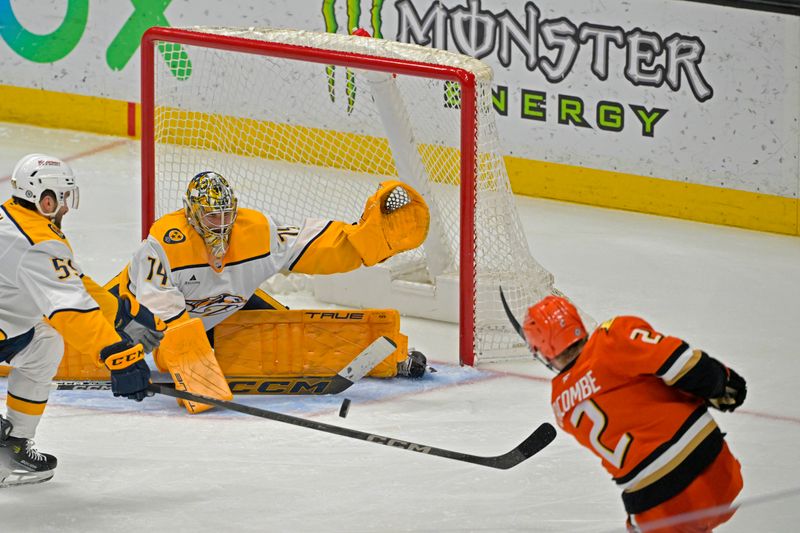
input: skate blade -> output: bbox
[0,468,55,488]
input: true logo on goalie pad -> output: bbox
[304,311,367,320]
[163,228,186,244]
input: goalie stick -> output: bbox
[150,382,556,469]
[55,336,396,395]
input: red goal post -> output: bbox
[140,26,571,366]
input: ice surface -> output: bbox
[1,123,798,532]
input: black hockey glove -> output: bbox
[708,367,747,412]
[114,295,167,353]
[100,340,152,402]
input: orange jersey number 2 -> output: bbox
[571,399,633,469]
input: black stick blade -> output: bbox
[517,422,557,459]
[485,422,557,470]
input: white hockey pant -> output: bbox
[4,322,63,439]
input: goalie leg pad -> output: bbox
[213,308,408,379]
[157,318,233,414]
[50,342,110,380]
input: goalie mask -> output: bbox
[183,171,238,263]
[11,153,79,218]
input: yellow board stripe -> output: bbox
[156,108,397,176]
[7,392,47,416]
[1,84,796,235]
[0,84,139,138]
[506,156,799,236]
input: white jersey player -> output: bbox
[107,171,428,378]
[0,154,165,487]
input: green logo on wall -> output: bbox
[0,0,190,79]
[321,0,386,113]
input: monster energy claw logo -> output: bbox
[322,0,386,114]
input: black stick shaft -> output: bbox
[149,383,555,469]
[55,381,112,390]
[56,376,357,394]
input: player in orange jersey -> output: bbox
[523,296,746,533]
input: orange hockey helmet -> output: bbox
[523,296,587,360]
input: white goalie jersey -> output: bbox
[109,208,371,330]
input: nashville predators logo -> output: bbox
[164,228,186,244]
[48,223,65,239]
[186,293,246,316]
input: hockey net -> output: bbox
[141,26,583,365]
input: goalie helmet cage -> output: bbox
[141,26,576,366]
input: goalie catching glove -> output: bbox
[100,340,151,401]
[346,180,430,266]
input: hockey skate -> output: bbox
[396,349,431,379]
[0,416,57,488]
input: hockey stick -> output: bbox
[499,286,555,370]
[54,336,396,395]
[499,286,526,340]
[149,382,557,469]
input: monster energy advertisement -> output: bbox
[0,0,797,198]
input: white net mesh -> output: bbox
[148,27,571,362]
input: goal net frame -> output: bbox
[140,26,556,367]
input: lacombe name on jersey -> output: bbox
[552,370,602,426]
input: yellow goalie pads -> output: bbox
[49,342,109,381]
[44,307,408,385]
[157,318,232,414]
[213,308,407,379]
